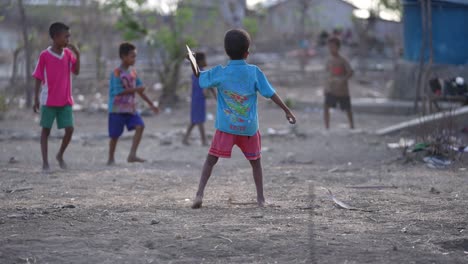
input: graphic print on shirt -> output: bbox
[112,68,137,113]
[222,88,251,132]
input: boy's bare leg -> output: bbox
[107,138,118,165]
[192,154,218,209]
[346,109,355,129]
[183,123,195,145]
[41,128,51,171]
[56,126,73,169]
[249,158,265,207]
[198,124,208,146]
[324,106,330,129]
[128,125,145,163]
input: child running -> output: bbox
[324,37,354,129]
[33,22,80,171]
[182,52,216,146]
[188,29,296,209]
[107,42,159,165]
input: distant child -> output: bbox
[33,22,80,171]
[182,52,216,146]
[107,42,159,165]
[324,37,354,130]
[187,29,296,209]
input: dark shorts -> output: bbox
[108,113,144,139]
[325,93,351,111]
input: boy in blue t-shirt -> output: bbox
[188,29,296,209]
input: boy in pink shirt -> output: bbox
[32,22,80,171]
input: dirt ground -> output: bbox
[1,99,467,264]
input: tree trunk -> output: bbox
[414,0,428,113]
[18,0,33,107]
[10,46,23,85]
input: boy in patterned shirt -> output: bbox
[107,42,159,165]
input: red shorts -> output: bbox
[209,130,261,160]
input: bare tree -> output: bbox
[18,0,33,107]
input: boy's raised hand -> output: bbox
[67,43,80,54]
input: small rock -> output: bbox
[251,215,263,219]
[62,204,76,209]
[144,240,156,250]
[393,245,398,251]
[102,210,110,216]
[160,139,172,146]
[131,217,138,221]
[150,219,160,225]
[42,210,50,215]
[8,157,19,164]
[430,187,441,194]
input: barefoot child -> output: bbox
[187,29,296,209]
[107,42,159,165]
[182,52,216,146]
[33,22,80,171]
[324,37,354,129]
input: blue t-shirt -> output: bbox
[199,60,276,136]
[108,67,143,113]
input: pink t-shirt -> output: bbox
[32,47,77,106]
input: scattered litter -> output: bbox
[326,188,373,212]
[217,236,233,243]
[207,113,214,121]
[5,187,33,193]
[387,138,415,149]
[267,127,277,135]
[451,146,468,153]
[423,156,452,169]
[411,143,430,153]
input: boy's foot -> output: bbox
[191,195,203,209]
[56,155,68,169]
[107,159,115,166]
[42,163,50,171]
[127,156,146,163]
[257,198,265,208]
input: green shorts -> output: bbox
[40,105,74,129]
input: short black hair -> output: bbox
[49,22,69,39]
[119,42,136,58]
[195,52,206,64]
[224,29,251,60]
[328,37,341,48]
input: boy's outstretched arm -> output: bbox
[137,88,159,114]
[270,93,296,124]
[68,44,80,75]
